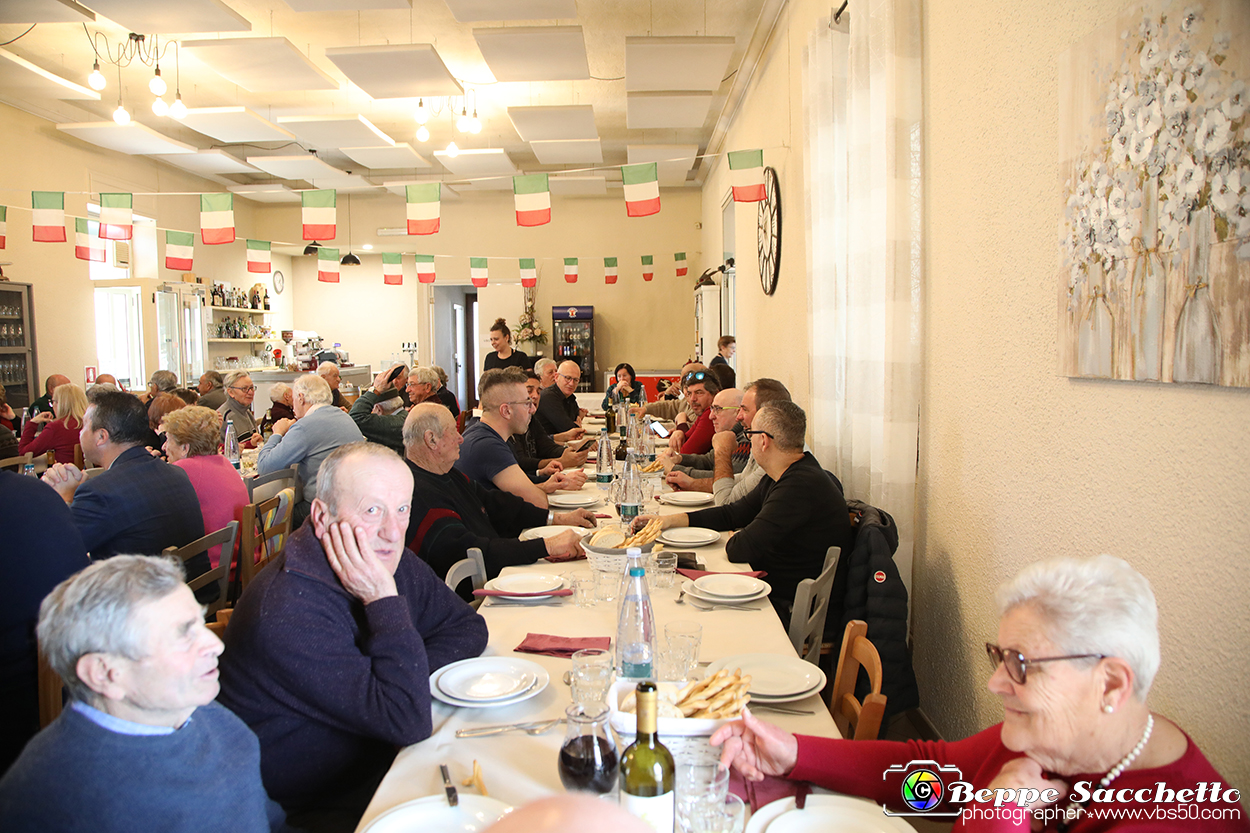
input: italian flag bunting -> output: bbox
[0,206,6,248]
[728,149,766,202]
[302,189,336,241]
[246,239,271,273]
[406,183,440,235]
[200,193,235,245]
[98,193,133,240]
[415,254,436,283]
[165,230,194,271]
[622,162,660,217]
[519,257,536,288]
[564,257,578,283]
[641,254,654,281]
[604,257,618,284]
[675,252,688,277]
[470,257,488,288]
[74,217,105,262]
[514,173,551,227]
[317,248,340,282]
[382,252,403,285]
[32,191,66,242]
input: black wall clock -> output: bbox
[757,166,781,296]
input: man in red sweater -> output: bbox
[668,369,722,455]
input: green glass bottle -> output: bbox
[619,681,675,832]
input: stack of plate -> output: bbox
[745,795,913,833]
[548,492,601,509]
[430,657,549,709]
[481,574,567,603]
[658,491,713,507]
[681,574,772,607]
[704,653,826,704]
[658,527,721,547]
[518,525,585,541]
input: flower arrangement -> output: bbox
[517,295,547,346]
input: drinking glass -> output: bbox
[570,648,613,709]
[676,762,731,833]
[570,571,595,607]
[652,552,678,589]
[688,794,745,833]
[655,644,689,682]
[665,621,702,671]
[594,565,619,602]
[558,703,618,795]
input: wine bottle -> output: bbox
[619,681,675,832]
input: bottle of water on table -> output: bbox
[616,548,656,680]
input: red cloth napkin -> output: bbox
[676,569,768,580]
[472,588,574,598]
[514,633,611,658]
[729,769,812,813]
[544,551,587,563]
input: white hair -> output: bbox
[294,373,332,406]
[269,382,292,404]
[996,554,1160,700]
[316,361,339,377]
[534,358,556,376]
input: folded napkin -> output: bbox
[472,588,574,598]
[730,769,812,813]
[676,569,768,580]
[544,551,587,563]
[514,633,611,658]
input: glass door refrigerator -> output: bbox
[0,281,38,416]
[551,305,595,392]
[155,282,208,384]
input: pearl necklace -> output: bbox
[1054,714,1153,832]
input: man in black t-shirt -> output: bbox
[535,361,585,436]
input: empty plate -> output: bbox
[362,794,513,833]
[519,525,584,541]
[745,795,913,833]
[705,653,825,698]
[548,493,601,508]
[430,657,549,709]
[438,658,537,701]
[659,527,721,547]
[659,491,713,507]
[681,579,771,606]
[485,574,564,595]
[694,574,767,598]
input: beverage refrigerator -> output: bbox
[551,305,595,392]
[0,281,38,415]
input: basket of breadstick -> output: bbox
[637,458,666,475]
[607,669,752,737]
[581,520,663,571]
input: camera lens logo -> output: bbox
[901,769,944,812]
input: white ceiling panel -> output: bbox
[530,139,602,165]
[228,184,300,203]
[473,26,588,82]
[245,154,347,180]
[82,0,250,34]
[56,121,197,155]
[284,0,410,10]
[626,91,714,129]
[506,105,596,141]
[178,106,295,143]
[627,144,699,186]
[432,147,517,178]
[325,44,462,99]
[182,37,339,92]
[340,144,432,170]
[0,0,94,24]
[151,149,258,176]
[310,174,379,192]
[444,0,576,22]
[625,37,736,92]
[277,114,394,149]
[549,175,606,196]
[0,49,98,101]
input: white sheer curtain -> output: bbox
[805,2,924,592]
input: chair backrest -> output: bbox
[787,546,841,665]
[37,645,64,728]
[247,463,298,504]
[238,488,295,591]
[206,608,233,640]
[445,547,487,606]
[81,466,106,481]
[73,443,84,470]
[0,451,32,472]
[828,619,888,740]
[164,521,239,617]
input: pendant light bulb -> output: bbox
[456,107,469,133]
[152,96,169,116]
[445,140,459,159]
[113,101,131,125]
[169,92,187,119]
[88,60,106,91]
[149,67,167,96]
[415,125,430,143]
[469,109,481,134]
[414,98,428,124]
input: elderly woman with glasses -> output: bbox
[712,555,1244,831]
[218,370,260,448]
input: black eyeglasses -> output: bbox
[985,643,1105,686]
[743,429,774,439]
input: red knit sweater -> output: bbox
[19,418,80,464]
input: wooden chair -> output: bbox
[238,488,295,591]
[247,463,298,504]
[787,546,841,665]
[73,443,84,469]
[81,466,106,481]
[0,451,32,472]
[37,646,64,728]
[207,608,233,639]
[163,521,239,617]
[828,619,888,740]
[445,547,487,607]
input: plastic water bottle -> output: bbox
[224,417,241,472]
[619,451,643,526]
[644,430,656,464]
[615,549,656,680]
[596,427,615,489]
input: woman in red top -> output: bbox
[19,382,86,464]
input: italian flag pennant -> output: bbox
[246,239,271,273]
[675,252,688,277]
[519,257,536,288]
[200,193,235,245]
[622,162,660,217]
[75,217,105,262]
[302,189,336,241]
[32,191,66,242]
[98,193,132,240]
[564,257,578,283]
[470,257,488,288]
[728,149,766,202]
[415,254,436,283]
[406,183,440,235]
[383,252,403,285]
[604,257,618,285]
[0,206,6,249]
[318,248,340,282]
[514,173,551,227]
[641,254,654,281]
[165,230,194,271]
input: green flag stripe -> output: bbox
[621,163,658,186]
[0,206,5,221]
[470,257,488,268]
[513,173,549,195]
[675,252,686,261]
[246,239,270,251]
[406,183,440,203]
[166,230,194,246]
[201,193,232,212]
[641,255,653,265]
[415,254,435,263]
[33,191,63,210]
[727,149,763,169]
[564,258,578,266]
[100,193,132,208]
[75,217,90,234]
[520,258,535,269]
[383,252,402,264]
[303,189,336,208]
[604,257,617,267]
[318,248,339,261]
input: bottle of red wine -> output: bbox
[619,681,674,831]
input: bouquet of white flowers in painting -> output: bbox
[517,298,547,345]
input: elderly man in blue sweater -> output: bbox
[0,556,286,833]
[219,441,488,829]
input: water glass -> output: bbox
[570,571,595,607]
[594,565,619,602]
[688,794,745,833]
[652,552,678,588]
[676,762,731,833]
[571,648,613,709]
[666,621,702,671]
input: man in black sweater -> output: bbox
[637,400,852,616]
[535,360,586,438]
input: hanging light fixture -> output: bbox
[416,125,430,143]
[444,140,460,158]
[456,106,470,133]
[340,195,361,266]
[149,66,166,96]
[414,98,428,124]
[303,241,321,256]
[168,42,187,119]
[112,65,129,124]
[151,96,168,116]
[469,108,482,134]
[88,59,106,91]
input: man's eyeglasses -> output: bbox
[558,373,580,383]
[984,643,1105,686]
[710,405,738,413]
[743,429,774,439]
[230,385,256,393]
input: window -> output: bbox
[86,204,156,281]
[94,286,144,389]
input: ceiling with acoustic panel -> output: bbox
[181,37,339,92]
[325,44,462,99]
[150,149,258,177]
[277,114,394,149]
[443,0,576,23]
[79,0,250,34]
[56,121,197,155]
[176,107,296,143]
[0,0,94,25]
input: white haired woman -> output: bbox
[712,555,1246,831]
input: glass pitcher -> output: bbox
[557,703,618,795]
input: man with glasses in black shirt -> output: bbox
[535,360,586,438]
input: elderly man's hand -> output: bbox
[42,462,84,504]
[321,521,398,604]
[272,418,295,437]
[665,470,696,491]
[371,368,394,395]
[558,469,587,490]
[544,529,585,560]
[667,430,685,451]
[710,707,799,781]
[559,447,589,469]
[553,508,596,529]
[538,460,564,477]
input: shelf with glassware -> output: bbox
[0,282,38,411]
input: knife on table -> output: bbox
[440,764,458,806]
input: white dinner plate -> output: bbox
[361,794,513,833]
[748,682,825,704]
[437,657,539,702]
[659,527,721,547]
[430,658,549,709]
[658,491,714,507]
[681,579,771,607]
[548,493,601,509]
[485,573,563,595]
[693,574,767,598]
[705,653,826,698]
[519,525,584,541]
[746,795,912,833]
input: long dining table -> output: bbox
[354,439,841,831]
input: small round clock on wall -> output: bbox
[272,270,284,294]
[757,166,781,296]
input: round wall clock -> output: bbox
[757,166,781,296]
[272,270,285,294]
